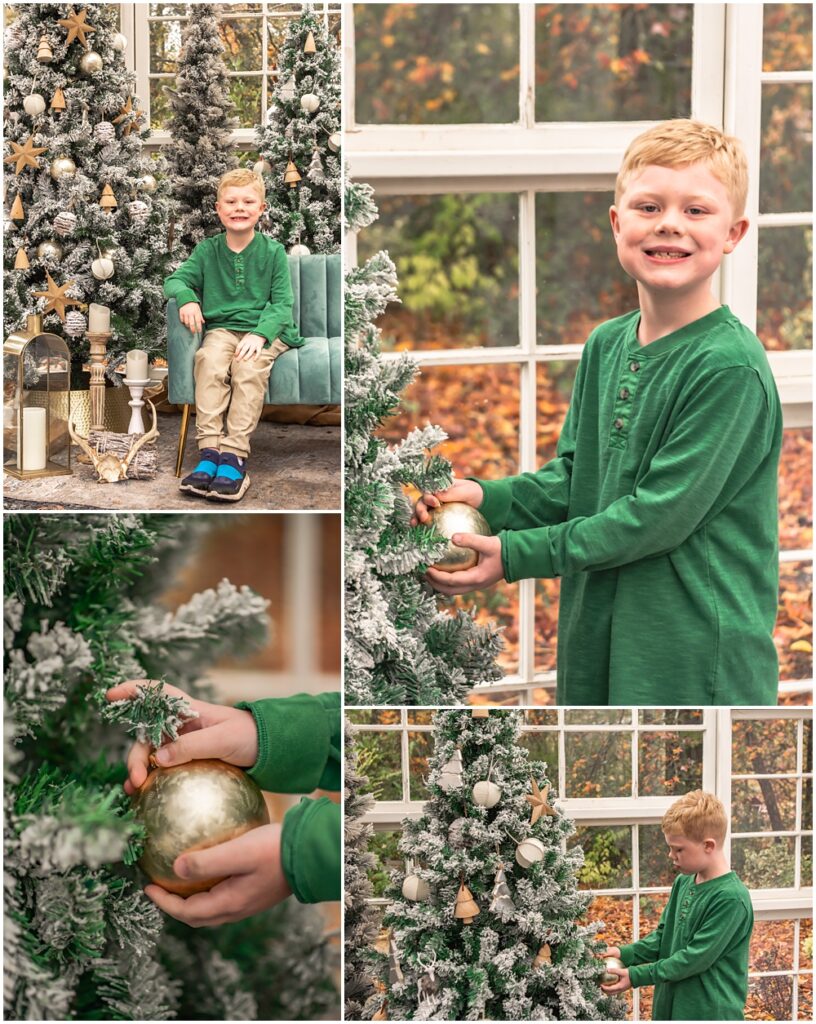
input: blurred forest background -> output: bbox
[353,3,813,694]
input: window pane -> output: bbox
[757,226,813,351]
[352,732,402,800]
[731,835,797,888]
[780,427,813,552]
[149,18,182,73]
[359,193,520,350]
[763,5,813,73]
[802,834,813,886]
[229,77,263,128]
[639,891,669,935]
[747,976,793,1022]
[798,974,813,1022]
[267,21,287,65]
[525,709,559,725]
[518,731,559,783]
[760,84,813,214]
[408,731,433,800]
[536,192,638,346]
[776,561,813,681]
[566,709,631,725]
[367,829,402,897]
[535,4,692,121]
[406,710,434,724]
[571,825,632,889]
[354,3,520,124]
[638,730,703,797]
[804,777,812,830]
[732,778,798,832]
[150,4,189,14]
[801,918,814,969]
[565,730,632,797]
[640,709,703,725]
[218,17,263,71]
[582,894,634,947]
[149,78,172,131]
[638,825,676,887]
[468,687,524,705]
[750,918,795,972]
[346,709,401,725]
[733,718,800,775]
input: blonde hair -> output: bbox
[217,168,265,201]
[662,790,728,845]
[616,119,748,218]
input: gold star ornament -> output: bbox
[526,777,557,826]
[58,7,96,48]
[32,272,84,322]
[4,135,48,175]
[112,97,145,137]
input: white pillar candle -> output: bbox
[88,303,111,333]
[22,407,47,471]
[126,349,148,380]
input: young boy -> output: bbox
[601,790,753,1021]
[164,168,302,501]
[417,119,782,705]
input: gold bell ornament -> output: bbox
[283,160,301,188]
[37,35,53,63]
[99,183,117,211]
[50,88,67,113]
[534,943,552,968]
[132,758,270,896]
[601,955,625,985]
[453,881,480,924]
[428,501,492,573]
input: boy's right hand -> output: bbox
[178,301,204,335]
[106,680,258,795]
[601,946,622,960]
[412,479,484,526]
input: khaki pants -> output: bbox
[193,329,289,457]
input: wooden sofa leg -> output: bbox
[175,404,191,477]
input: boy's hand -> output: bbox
[601,966,631,994]
[234,333,266,361]
[145,823,292,927]
[425,533,504,594]
[412,479,484,526]
[603,946,622,959]
[178,301,204,334]
[105,680,258,795]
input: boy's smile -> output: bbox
[216,185,265,235]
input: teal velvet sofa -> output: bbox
[167,252,341,476]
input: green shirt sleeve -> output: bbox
[236,692,341,793]
[498,366,771,582]
[475,356,583,533]
[281,796,341,903]
[626,898,751,987]
[254,243,296,344]
[163,245,205,309]
[620,899,669,967]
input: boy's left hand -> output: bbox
[601,967,632,994]
[425,534,505,594]
[234,333,266,361]
[145,823,292,927]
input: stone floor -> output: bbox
[3,412,341,512]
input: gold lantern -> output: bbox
[3,314,72,478]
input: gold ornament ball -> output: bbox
[132,759,270,896]
[79,50,103,76]
[601,955,625,985]
[50,156,77,180]
[37,239,64,261]
[429,502,492,573]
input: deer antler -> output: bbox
[68,410,101,468]
[122,400,159,474]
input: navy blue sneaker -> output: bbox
[180,448,221,496]
[208,452,250,501]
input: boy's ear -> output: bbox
[609,206,621,238]
[723,216,749,254]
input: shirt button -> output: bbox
[619,387,630,400]
[614,418,624,430]
[630,361,640,372]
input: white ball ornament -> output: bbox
[94,121,116,144]
[139,173,158,193]
[472,780,501,809]
[23,94,46,116]
[111,32,128,52]
[91,256,115,280]
[54,211,78,236]
[401,874,430,902]
[79,51,103,76]
[50,156,77,180]
[327,132,340,152]
[289,243,311,256]
[300,92,320,113]
[253,159,271,176]
[516,837,546,869]
[64,310,87,338]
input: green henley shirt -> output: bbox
[236,692,340,904]
[163,231,303,348]
[476,306,782,706]
[620,871,753,1021]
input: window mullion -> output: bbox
[519,3,535,128]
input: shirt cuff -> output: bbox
[169,287,199,309]
[470,477,513,532]
[499,527,556,583]
[281,797,341,903]
[627,963,654,989]
[236,695,330,794]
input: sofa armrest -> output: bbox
[167,298,202,406]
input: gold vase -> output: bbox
[26,385,132,436]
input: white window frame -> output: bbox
[351,706,814,1022]
[345,3,814,701]
[122,1,341,149]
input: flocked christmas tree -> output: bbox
[3,3,179,377]
[256,4,341,254]
[373,710,626,1021]
[344,178,503,704]
[164,3,239,256]
[344,722,381,1020]
[4,513,337,1020]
